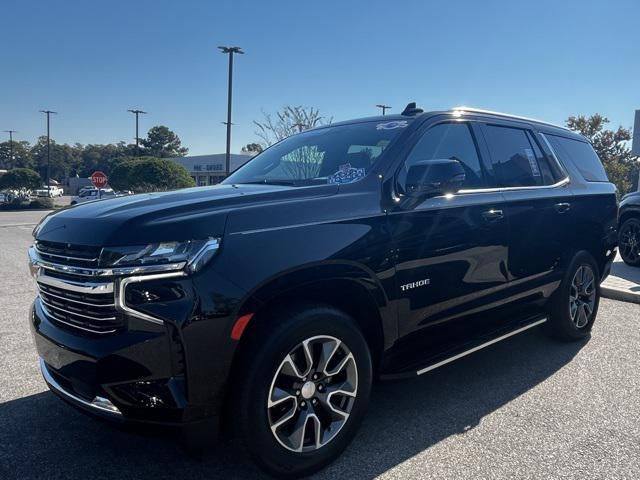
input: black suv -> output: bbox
[28,105,617,477]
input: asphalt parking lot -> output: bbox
[1,210,640,480]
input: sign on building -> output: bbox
[633,110,640,156]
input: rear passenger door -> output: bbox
[479,121,572,300]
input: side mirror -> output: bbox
[404,159,466,197]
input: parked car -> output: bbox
[35,185,64,197]
[618,191,640,266]
[70,188,116,205]
[28,105,617,477]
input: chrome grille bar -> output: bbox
[39,297,117,322]
[39,302,117,334]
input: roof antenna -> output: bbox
[401,102,424,116]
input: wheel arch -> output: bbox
[619,207,640,228]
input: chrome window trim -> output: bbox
[39,358,122,416]
[457,176,570,195]
[116,271,187,325]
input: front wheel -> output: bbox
[545,251,600,341]
[233,304,372,478]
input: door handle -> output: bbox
[554,202,571,214]
[481,209,504,221]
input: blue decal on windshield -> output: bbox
[328,163,366,184]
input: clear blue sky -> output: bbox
[1,0,638,155]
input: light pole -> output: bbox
[39,110,57,195]
[218,46,244,178]
[376,104,391,115]
[3,130,17,162]
[128,109,147,157]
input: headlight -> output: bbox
[100,238,220,273]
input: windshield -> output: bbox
[224,119,412,186]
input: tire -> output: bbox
[545,251,600,341]
[619,217,640,267]
[233,303,372,478]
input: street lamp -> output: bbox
[218,45,244,178]
[39,110,57,195]
[128,109,147,157]
[376,104,391,115]
[3,130,17,162]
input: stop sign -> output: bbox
[90,171,108,189]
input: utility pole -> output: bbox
[3,130,17,162]
[376,104,391,115]
[128,109,147,156]
[218,46,244,178]
[39,110,57,195]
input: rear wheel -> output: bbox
[619,217,640,266]
[233,304,372,478]
[545,251,600,341]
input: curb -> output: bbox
[601,286,640,304]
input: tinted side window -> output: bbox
[545,134,608,182]
[401,123,484,189]
[483,125,551,187]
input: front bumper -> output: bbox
[30,299,194,425]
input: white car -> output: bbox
[35,186,64,197]
[70,188,117,205]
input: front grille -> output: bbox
[37,276,123,335]
[32,241,124,334]
[35,240,101,268]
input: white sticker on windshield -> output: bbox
[524,148,541,177]
[376,120,408,130]
[328,163,366,185]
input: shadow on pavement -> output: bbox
[0,328,585,480]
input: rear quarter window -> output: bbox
[546,134,609,182]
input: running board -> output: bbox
[415,318,547,376]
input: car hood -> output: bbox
[35,183,338,246]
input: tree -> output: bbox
[0,168,42,190]
[254,106,331,147]
[109,156,195,192]
[566,114,639,195]
[0,140,33,170]
[241,143,263,155]
[141,126,188,158]
[30,136,81,182]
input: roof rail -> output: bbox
[450,106,571,132]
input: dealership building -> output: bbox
[170,153,253,186]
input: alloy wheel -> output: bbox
[569,265,596,329]
[620,221,640,263]
[267,335,358,453]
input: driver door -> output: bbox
[389,120,510,352]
